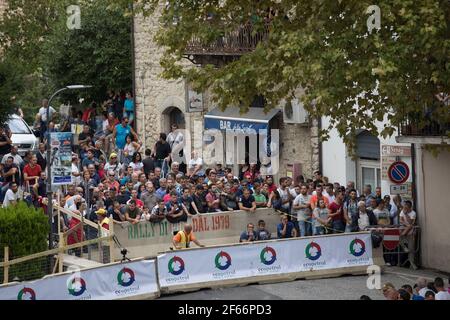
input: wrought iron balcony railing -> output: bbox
[185,23,270,56]
[398,113,449,137]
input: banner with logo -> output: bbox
[0,259,158,300]
[49,132,73,185]
[157,232,373,290]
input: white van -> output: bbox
[7,114,40,156]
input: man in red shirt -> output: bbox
[265,176,277,194]
[23,155,42,189]
[127,189,144,209]
[328,189,345,233]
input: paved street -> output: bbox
[159,266,449,300]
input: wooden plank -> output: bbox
[0,236,111,268]
[108,219,115,263]
[54,204,102,230]
[58,233,64,273]
[3,247,8,284]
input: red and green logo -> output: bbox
[168,256,185,275]
[214,251,232,270]
[305,242,322,261]
[117,267,135,287]
[67,277,87,296]
[17,287,36,300]
[260,246,277,265]
[349,238,366,257]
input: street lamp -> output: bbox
[46,85,92,250]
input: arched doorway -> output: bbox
[162,106,185,133]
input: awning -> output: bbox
[204,107,281,132]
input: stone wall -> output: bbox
[133,4,319,178]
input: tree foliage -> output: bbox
[0,202,49,281]
[136,0,449,148]
[0,58,24,125]
[0,0,132,116]
[43,0,132,102]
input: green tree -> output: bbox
[137,0,450,149]
[0,57,25,125]
[0,0,132,118]
[43,0,132,102]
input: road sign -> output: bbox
[382,156,396,180]
[390,184,411,195]
[388,161,410,184]
[383,229,401,250]
[381,145,411,157]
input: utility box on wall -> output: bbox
[286,163,302,182]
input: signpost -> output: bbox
[49,132,73,185]
[390,183,412,195]
[381,145,412,157]
[388,161,410,184]
[383,229,401,250]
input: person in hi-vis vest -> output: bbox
[96,208,110,237]
[172,224,205,250]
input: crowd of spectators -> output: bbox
[376,277,450,300]
[0,91,418,261]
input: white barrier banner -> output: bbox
[290,233,373,272]
[157,233,373,288]
[0,259,158,300]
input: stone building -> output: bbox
[133,4,319,179]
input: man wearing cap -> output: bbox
[172,224,205,250]
[96,208,110,236]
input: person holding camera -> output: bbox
[165,191,187,223]
[277,214,297,239]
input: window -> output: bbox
[358,159,381,194]
[7,118,31,134]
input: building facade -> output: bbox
[397,122,450,273]
[321,116,413,198]
[133,5,319,179]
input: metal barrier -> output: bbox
[368,225,420,270]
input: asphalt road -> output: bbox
[158,266,448,300]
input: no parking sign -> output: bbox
[388,161,410,184]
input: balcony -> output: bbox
[184,23,270,65]
[396,113,449,145]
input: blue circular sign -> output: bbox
[388,161,410,184]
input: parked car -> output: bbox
[7,114,39,156]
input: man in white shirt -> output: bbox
[38,99,56,123]
[38,99,56,141]
[71,154,81,185]
[292,185,312,236]
[434,277,450,300]
[187,151,204,176]
[417,278,430,298]
[400,200,416,236]
[277,177,292,213]
[2,182,22,208]
[1,145,24,167]
[322,183,335,203]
